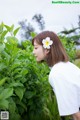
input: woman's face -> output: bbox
[33,41,49,62]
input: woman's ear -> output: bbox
[45,49,50,54]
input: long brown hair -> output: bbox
[32,31,69,66]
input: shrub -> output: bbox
[0,23,53,120]
[0,23,76,120]
[59,35,76,62]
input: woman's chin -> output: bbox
[36,58,42,62]
[36,59,41,62]
[36,59,45,63]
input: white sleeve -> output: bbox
[49,73,80,116]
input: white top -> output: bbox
[49,61,80,116]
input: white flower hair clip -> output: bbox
[42,37,53,49]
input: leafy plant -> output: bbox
[0,23,77,120]
[59,35,76,62]
[0,23,51,120]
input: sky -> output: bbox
[0,0,80,33]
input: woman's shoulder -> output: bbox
[51,61,80,71]
[49,61,66,77]
[50,61,68,72]
[49,61,80,87]
[50,61,80,77]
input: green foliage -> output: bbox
[73,59,80,68]
[59,35,76,62]
[0,23,77,120]
[0,23,53,120]
[73,50,80,68]
[59,26,80,45]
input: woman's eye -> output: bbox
[35,47,38,49]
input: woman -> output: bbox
[32,31,80,120]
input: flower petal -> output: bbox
[42,37,53,49]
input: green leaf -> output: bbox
[2,30,8,38]
[17,101,27,110]
[21,69,28,75]
[4,24,11,31]
[14,74,22,79]
[0,63,7,71]
[9,98,16,113]
[10,24,14,32]
[2,51,11,64]
[13,68,22,74]
[9,82,24,87]
[0,43,5,52]
[0,77,7,86]
[0,88,13,100]
[15,87,25,100]
[13,27,20,36]
[0,22,4,34]
[30,32,37,38]
[25,91,36,99]
[4,24,14,33]
[10,62,21,70]
[6,36,18,45]
[10,112,21,120]
[0,99,9,109]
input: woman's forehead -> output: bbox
[33,40,39,45]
